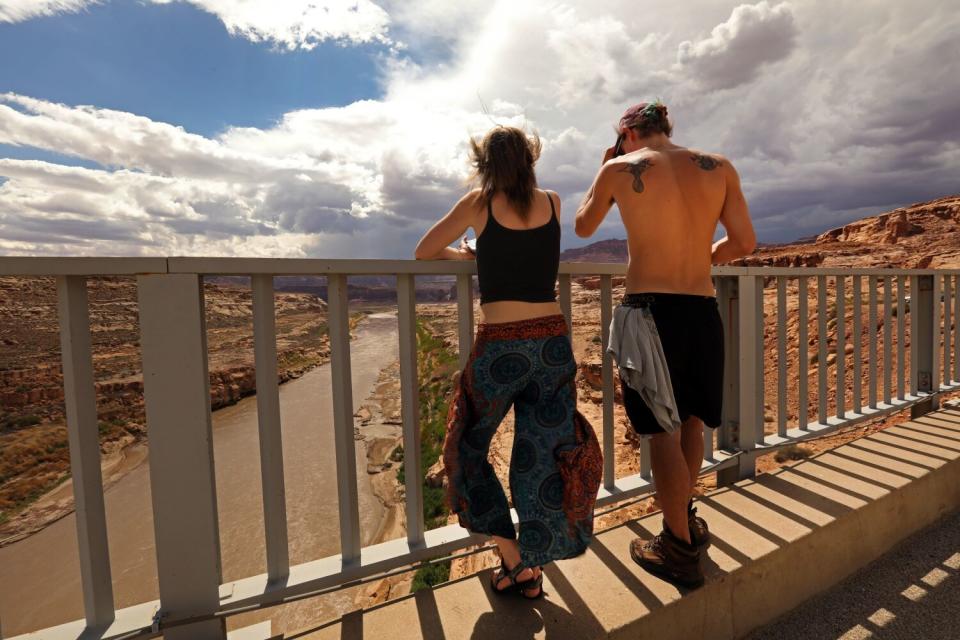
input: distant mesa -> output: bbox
[561,194,960,270]
[559,238,629,264]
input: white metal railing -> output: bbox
[1,258,958,640]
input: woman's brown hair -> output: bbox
[469,126,542,220]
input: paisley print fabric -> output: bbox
[442,314,602,567]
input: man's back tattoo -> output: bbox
[691,153,721,171]
[617,158,654,194]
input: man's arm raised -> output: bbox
[575,162,617,238]
[711,161,756,264]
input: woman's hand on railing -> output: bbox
[458,236,477,258]
[414,242,475,261]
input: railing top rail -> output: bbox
[0,257,169,276]
[1,256,958,277]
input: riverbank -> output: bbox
[0,307,365,546]
[357,359,405,543]
[352,359,412,605]
[351,314,461,607]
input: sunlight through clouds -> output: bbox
[150,0,393,48]
[0,0,958,257]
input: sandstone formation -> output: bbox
[736,195,960,270]
[559,194,960,270]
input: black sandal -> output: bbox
[490,560,544,599]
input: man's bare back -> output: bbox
[606,144,731,296]
[575,132,754,297]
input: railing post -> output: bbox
[798,276,809,429]
[456,274,474,370]
[738,275,764,471]
[716,275,747,486]
[836,275,846,419]
[910,274,939,417]
[776,277,788,437]
[933,274,942,393]
[883,276,893,405]
[251,275,290,583]
[599,275,616,488]
[397,274,425,545]
[897,276,907,400]
[57,276,115,630]
[852,276,862,412]
[137,274,225,640]
[817,276,828,423]
[869,276,878,408]
[954,275,960,384]
[327,274,362,563]
[943,275,952,385]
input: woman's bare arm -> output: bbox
[414,192,480,260]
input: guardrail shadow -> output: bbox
[280,411,958,640]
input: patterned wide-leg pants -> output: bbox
[443,315,602,568]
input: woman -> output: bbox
[415,126,601,599]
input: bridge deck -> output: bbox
[284,404,960,640]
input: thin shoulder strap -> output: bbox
[545,190,557,219]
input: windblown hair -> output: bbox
[469,126,542,220]
[620,101,673,138]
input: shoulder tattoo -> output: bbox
[616,158,654,194]
[691,153,721,171]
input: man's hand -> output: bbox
[575,163,616,238]
[602,146,616,165]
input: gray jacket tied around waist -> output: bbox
[607,304,681,434]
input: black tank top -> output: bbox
[476,191,560,305]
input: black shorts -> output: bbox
[620,293,724,435]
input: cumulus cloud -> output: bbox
[1,0,959,257]
[677,1,797,90]
[151,0,392,49]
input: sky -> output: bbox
[0,0,957,258]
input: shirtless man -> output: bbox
[575,101,756,588]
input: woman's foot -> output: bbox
[490,536,544,598]
[491,561,543,598]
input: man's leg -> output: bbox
[649,430,692,544]
[680,417,705,490]
[679,416,712,548]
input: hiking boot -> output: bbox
[629,525,704,589]
[659,505,710,549]
[689,505,711,549]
